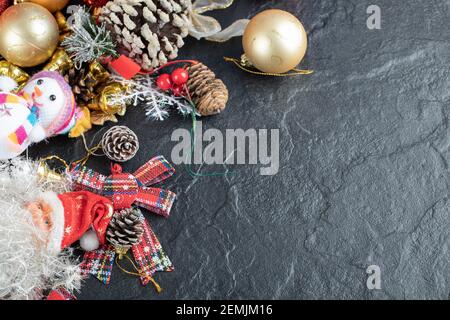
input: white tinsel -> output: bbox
[0,158,82,300]
[62,6,117,68]
[110,75,197,121]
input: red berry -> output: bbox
[171,68,189,85]
[156,74,172,91]
[171,84,185,97]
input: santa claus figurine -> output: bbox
[26,190,114,253]
[0,158,114,300]
[0,71,81,160]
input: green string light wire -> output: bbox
[185,100,234,178]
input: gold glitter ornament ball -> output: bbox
[0,3,59,67]
[242,9,308,74]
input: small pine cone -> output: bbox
[106,207,145,249]
[186,63,229,116]
[102,126,139,162]
[99,0,191,70]
[64,65,97,105]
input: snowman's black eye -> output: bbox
[37,79,43,85]
[49,95,56,101]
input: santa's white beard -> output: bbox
[0,158,82,300]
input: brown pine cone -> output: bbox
[186,63,229,116]
[102,126,139,162]
[106,207,145,249]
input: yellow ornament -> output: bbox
[36,161,63,182]
[0,3,59,68]
[43,48,74,74]
[54,10,72,42]
[69,107,92,138]
[242,9,308,74]
[17,0,70,13]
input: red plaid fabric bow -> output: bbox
[70,156,176,217]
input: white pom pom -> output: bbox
[28,124,47,143]
[80,229,100,251]
[0,76,18,92]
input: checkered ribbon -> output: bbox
[134,156,175,186]
[81,222,173,287]
[71,156,176,217]
[80,245,116,285]
[72,165,107,193]
[132,220,174,285]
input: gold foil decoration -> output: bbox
[88,82,128,116]
[88,61,110,88]
[0,61,30,87]
[43,48,74,74]
[90,112,118,126]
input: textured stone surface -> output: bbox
[29,0,450,299]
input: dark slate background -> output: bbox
[29,0,450,299]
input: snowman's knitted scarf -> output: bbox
[0,92,39,146]
[8,106,39,145]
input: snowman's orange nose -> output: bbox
[34,86,42,97]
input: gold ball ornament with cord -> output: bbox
[242,9,308,74]
[13,0,70,13]
[0,3,59,67]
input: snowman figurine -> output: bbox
[0,71,77,160]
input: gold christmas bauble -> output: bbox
[242,9,308,74]
[0,3,59,67]
[16,0,70,13]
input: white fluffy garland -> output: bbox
[0,158,82,300]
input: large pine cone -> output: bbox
[186,63,229,116]
[102,126,139,162]
[106,207,145,249]
[99,0,191,70]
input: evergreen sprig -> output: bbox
[62,6,118,67]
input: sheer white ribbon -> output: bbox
[187,0,249,42]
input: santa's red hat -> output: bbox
[40,191,114,253]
